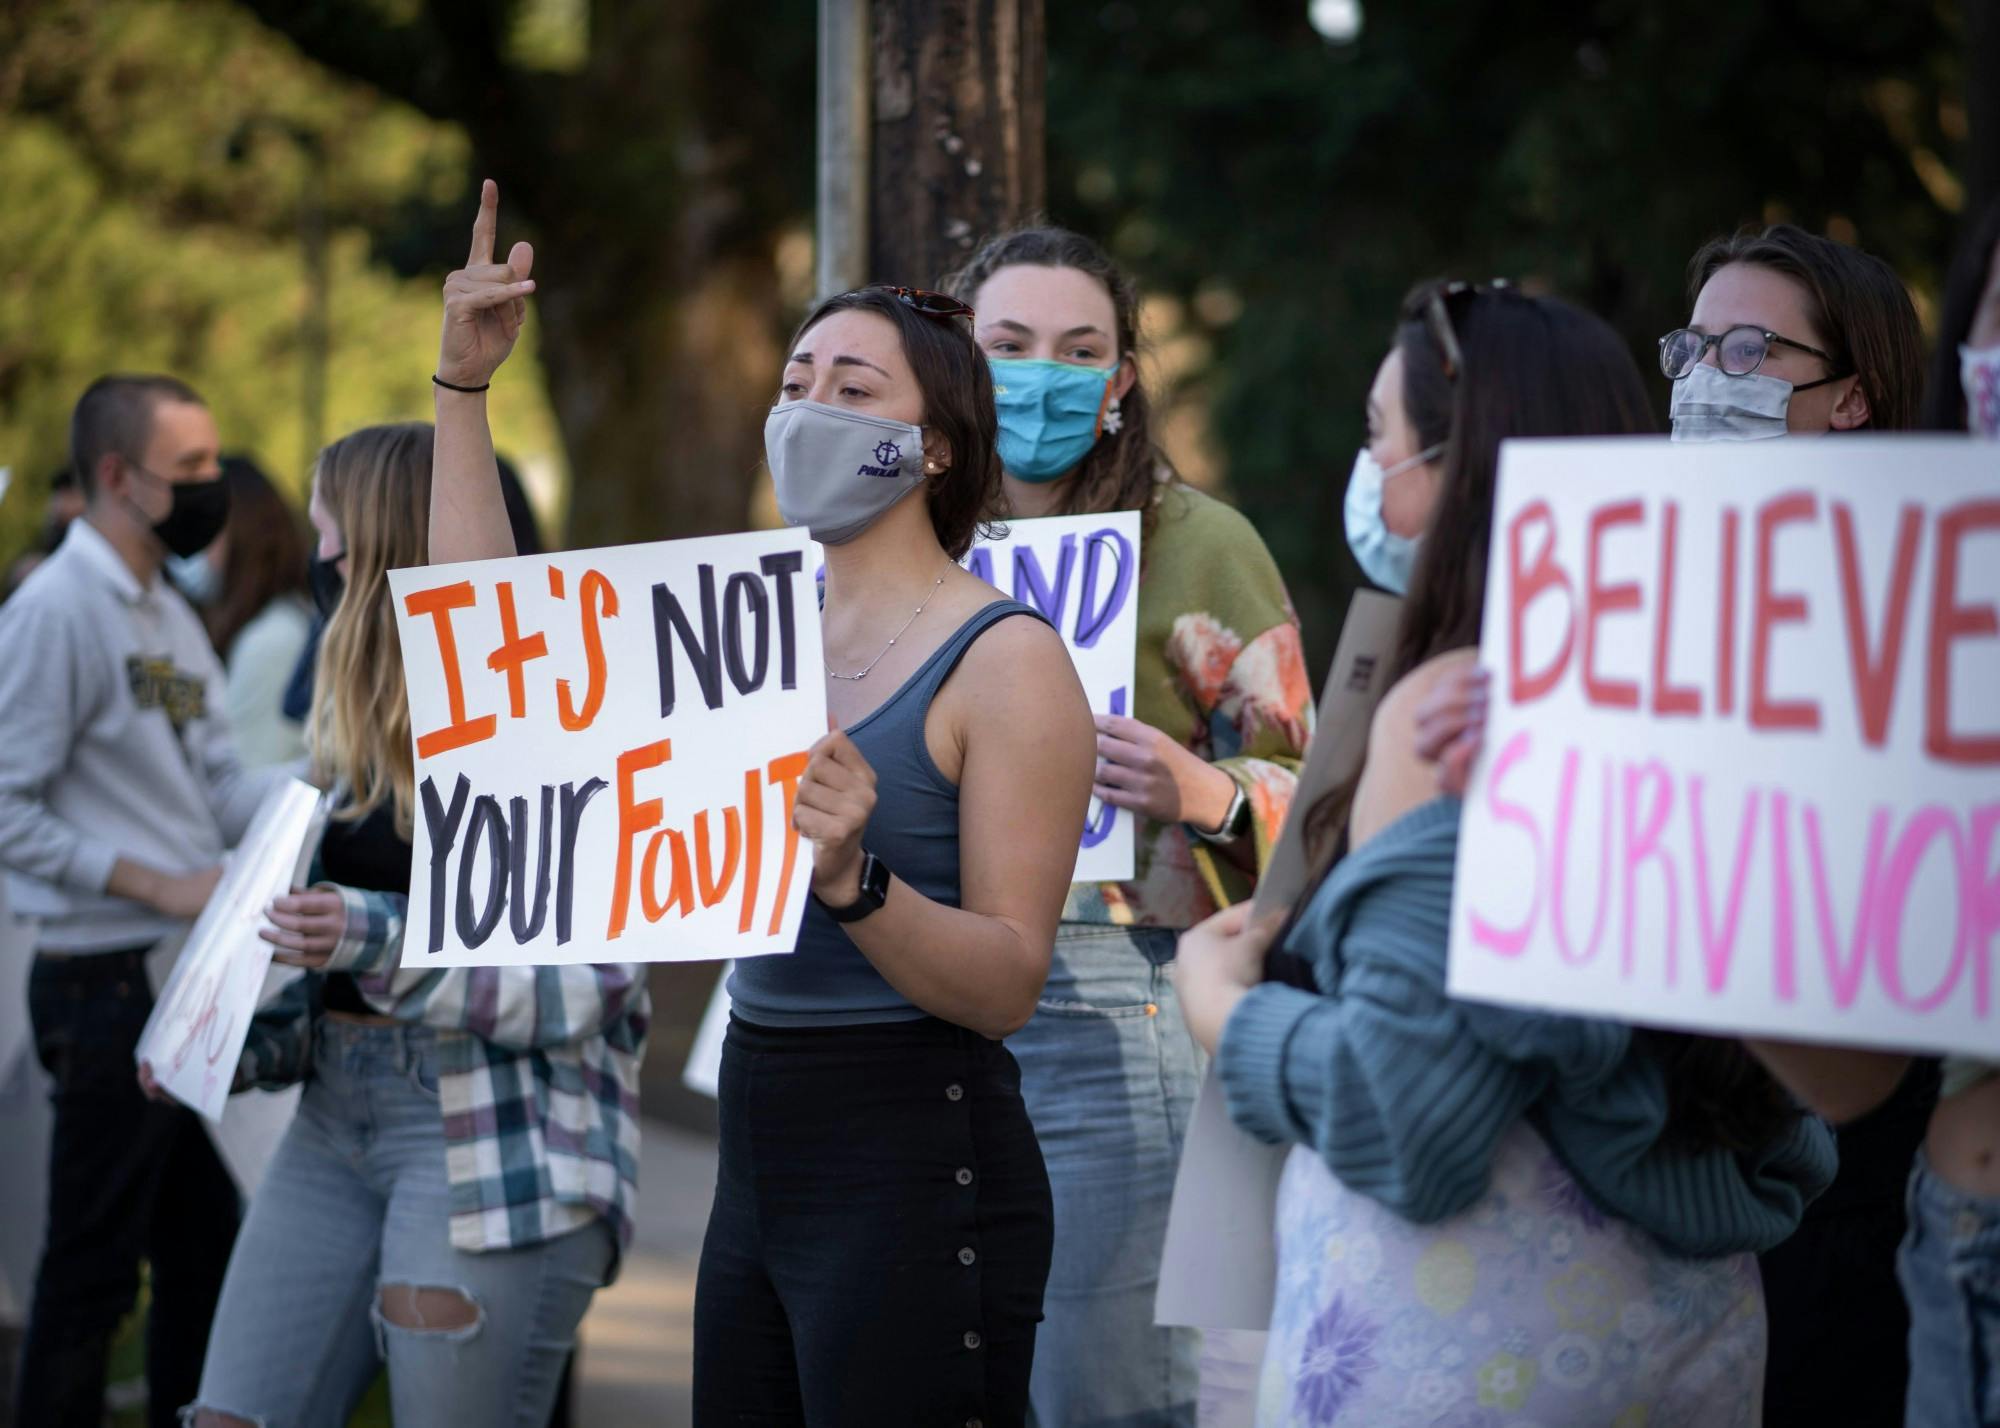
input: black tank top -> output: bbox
[317,801,413,1013]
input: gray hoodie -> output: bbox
[0,518,277,951]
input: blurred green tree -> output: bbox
[0,0,566,553]
[1043,0,1971,671]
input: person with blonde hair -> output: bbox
[155,421,647,1428]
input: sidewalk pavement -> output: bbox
[574,1117,718,1428]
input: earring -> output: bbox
[925,458,943,474]
[1101,398,1123,436]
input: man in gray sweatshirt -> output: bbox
[0,374,278,1428]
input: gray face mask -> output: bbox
[1669,362,1791,443]
[764,400,928,545]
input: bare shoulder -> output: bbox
[1351,647,1477,847]
[1369,648,1479,758]
[954,608,1084,705]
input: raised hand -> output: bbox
[438,179,537,389]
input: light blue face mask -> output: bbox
[165,550,222,606]
[989,358,1118,482]
[1343,443,1444,595]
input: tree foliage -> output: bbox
[0,0,564,557]
[1044,0,1971,667]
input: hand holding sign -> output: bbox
[261,888,345,968]
[795,730,878,904]
[439,179,537,390]
[1413,663,1490,798]
[1093,712,1239,831]
[1173,901,1283,1054]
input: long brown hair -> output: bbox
[1303,282,1657,866]
[1687,224,1925,433]
[943,226,1172,538]
[203,456,309,657]
[1300,283,1796,1156]
[309,423,433,837]
[787,289,1001,560]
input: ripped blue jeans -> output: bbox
[186,1019,613,1427]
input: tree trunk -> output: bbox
[867,0,1046,286]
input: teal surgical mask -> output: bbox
[1344,443,1443,595]
[990,358,1118,482]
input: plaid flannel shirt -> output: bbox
[237,885,649,1262]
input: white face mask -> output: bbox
[1343,443,1444,595]
[1669,362,1793,443]
[1962,342,2000,439]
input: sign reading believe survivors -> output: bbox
[1447,438,2000,1059]
[390,530,828,967]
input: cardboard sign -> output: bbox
[1157,590,1405,1332]
[389,531,827,967]
[1252,590,1402,918]
[1448,437,2000,1058]
[967,512,1143,883]
[135,779,324,1121]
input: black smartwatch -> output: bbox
[815,849,890,923]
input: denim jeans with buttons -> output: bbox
[694,1013,1052,1426]
[188,1018,614,1428]
[1902,1154,2000,1427]
[1008,923,1204,1428]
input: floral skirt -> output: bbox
[1255,1125,1767,1427]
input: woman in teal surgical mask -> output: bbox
[946,227,1313,1427]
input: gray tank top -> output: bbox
[729,599,1046,1027]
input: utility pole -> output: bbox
[825,0,1043,291]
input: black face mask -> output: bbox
[307,552,346,619]
[137,472,230,559]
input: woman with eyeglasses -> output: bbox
[940,226,1313,1426]
[1724,203,2000,1428]
[1174,280,1835,1426]
[428,182,1095,1424]
[1658,223,1935,1427]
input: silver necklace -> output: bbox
[825,562,951,682]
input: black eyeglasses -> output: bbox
[1657,325,1848,387]
[1402,279,1515,381]
[868,286,975,322]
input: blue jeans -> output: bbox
[189,1019,614,1427]
[1903,1154,2000,1428]
[1009,923,1202,1428]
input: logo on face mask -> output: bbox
[855,439,906,477]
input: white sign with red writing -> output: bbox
[135,779,324,1121]
[1448,437,2000,1058]
[389,531,828,967]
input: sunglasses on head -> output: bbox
[1402,279,1515,381]
[867,285,976,322]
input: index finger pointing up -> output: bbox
[469,178,498,266]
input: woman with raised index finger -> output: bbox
[428,182,1098,1426]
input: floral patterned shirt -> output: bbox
[1063,481,1313,929]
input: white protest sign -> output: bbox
[1157,590,1404,1331]
[967,511,1142,883]
[683,962,732,1098]
[1449,437,2000,1058]
[135,779,323,1121]
[389,530,827,967]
